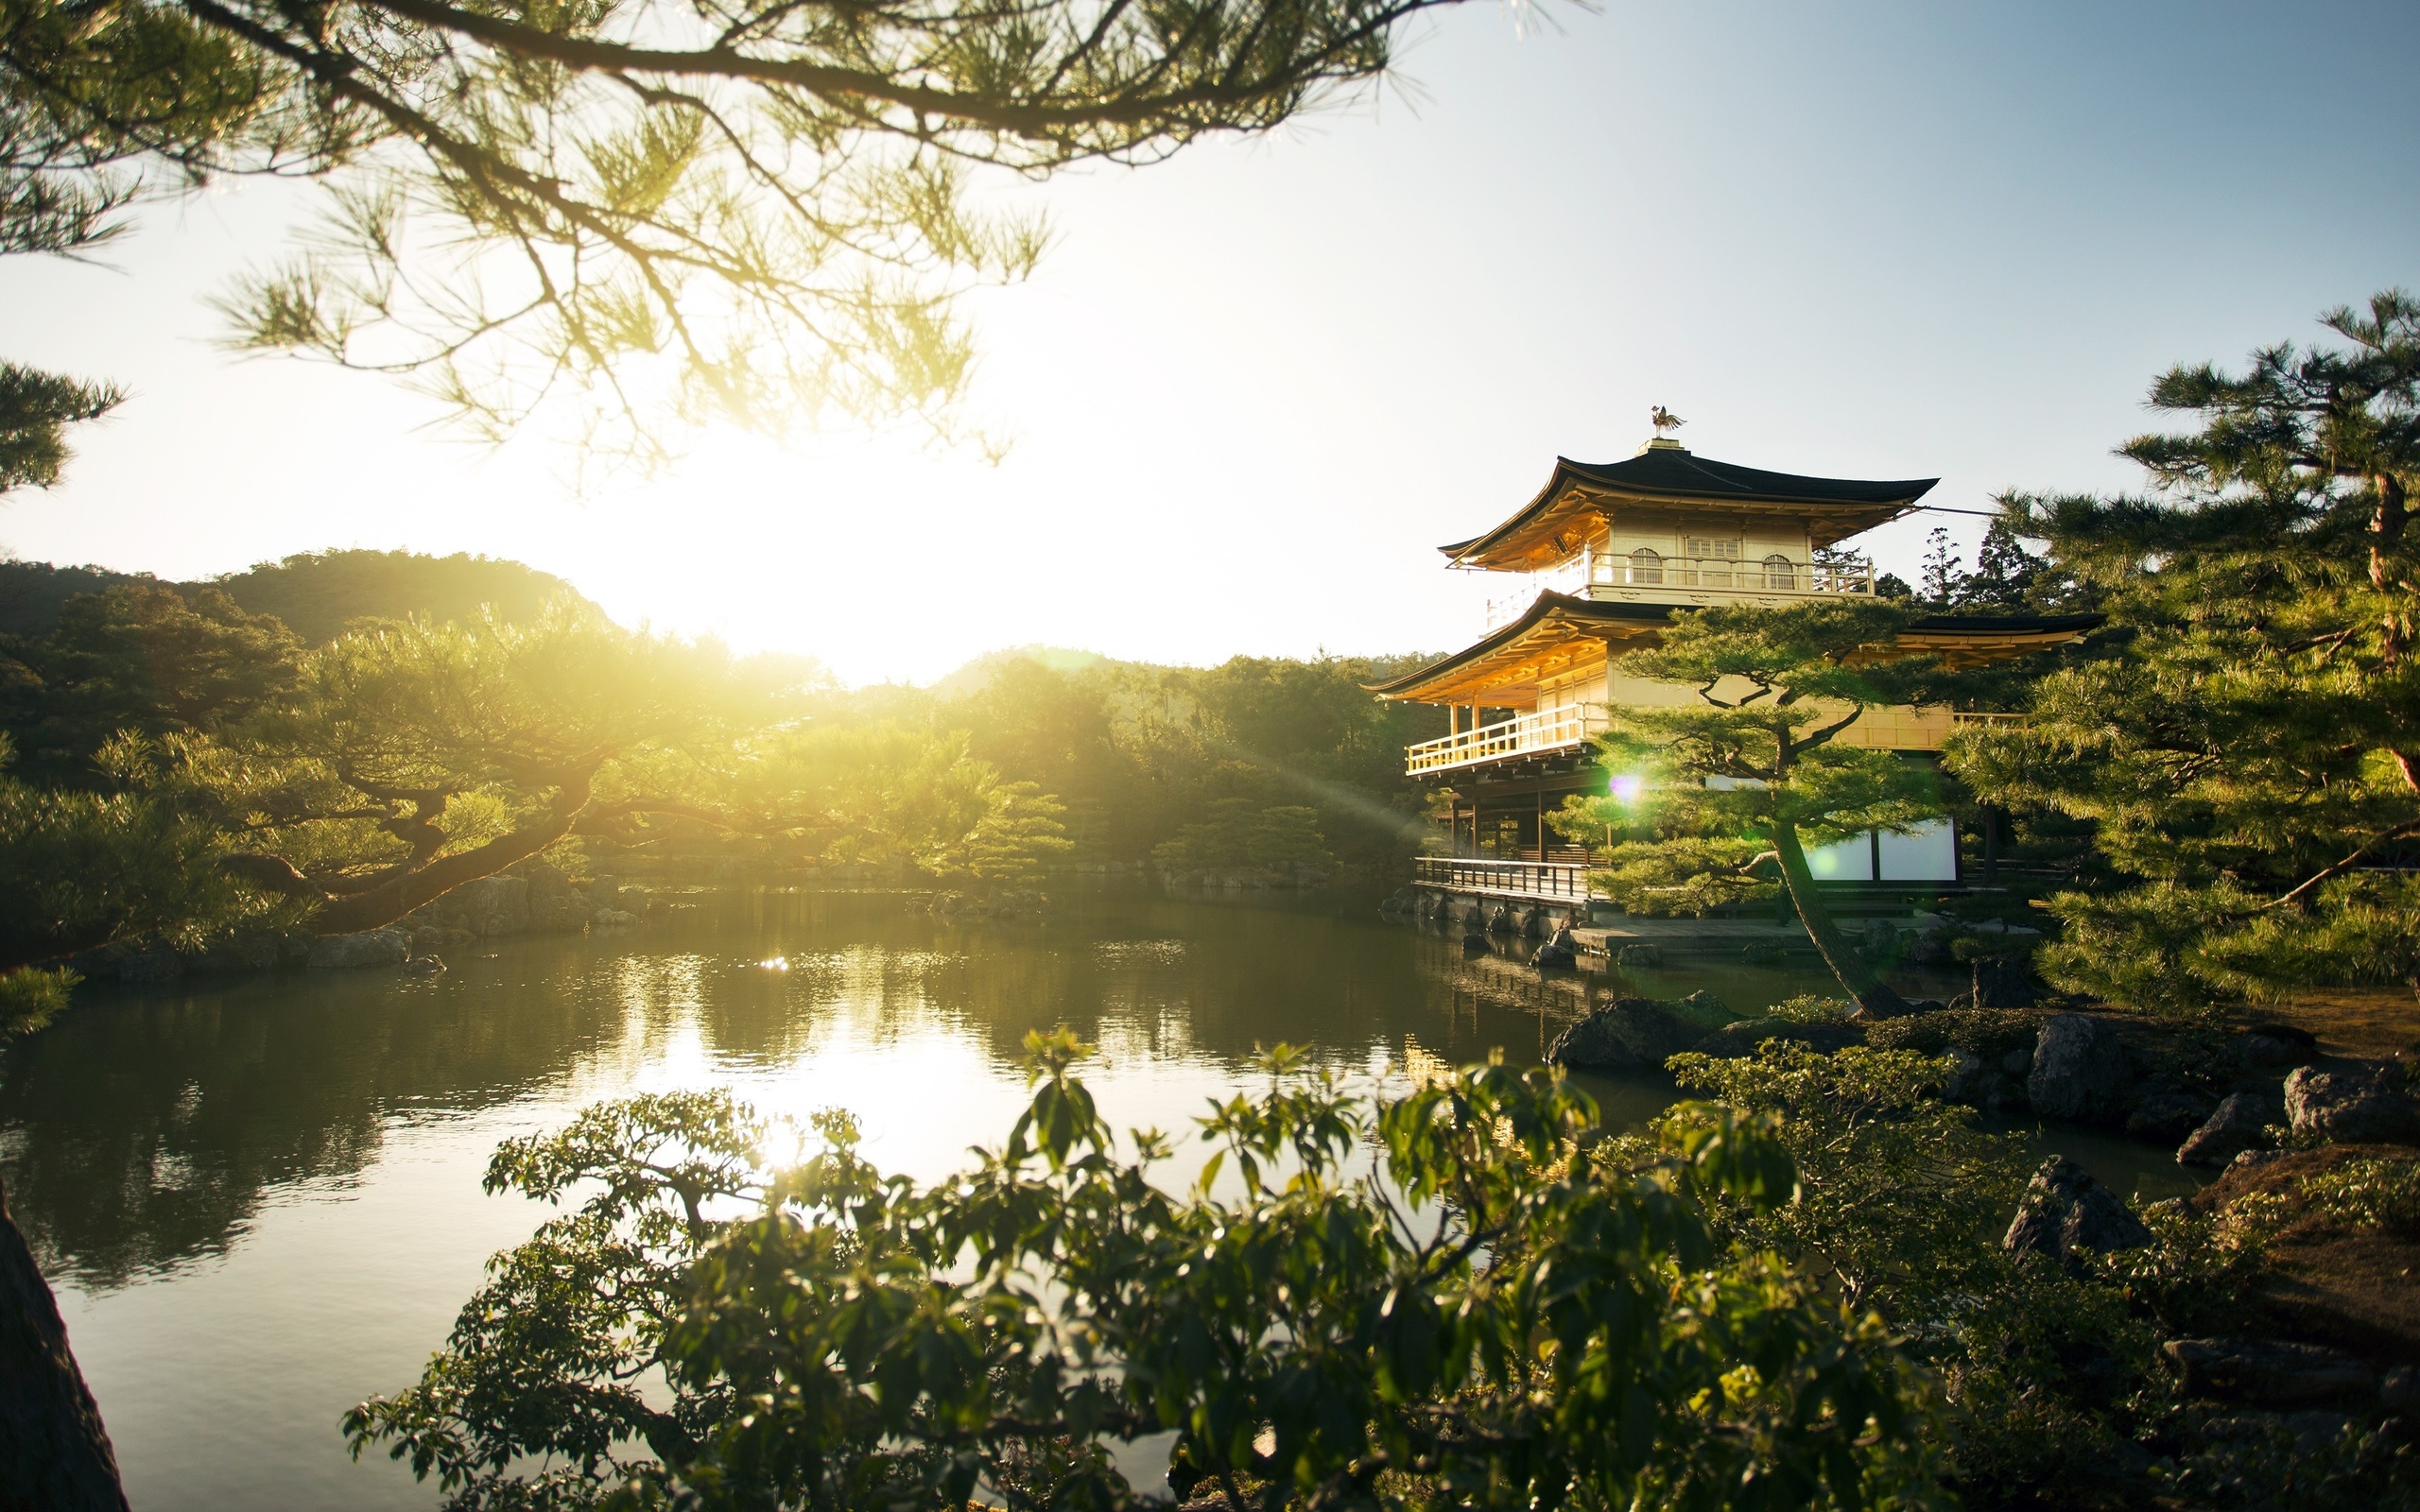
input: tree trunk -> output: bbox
[0,1172,130,1512]
[1771,818,1914,1019]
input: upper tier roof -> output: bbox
[1443,443,1940,570]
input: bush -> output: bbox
[348,1036,1944,1510]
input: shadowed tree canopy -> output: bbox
[0,0,1474,470]
[1948,291,2420,1014]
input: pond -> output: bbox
[0,883,2197,1510]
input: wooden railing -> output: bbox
[1480,551,1875,629]
[1414,856,1593,902]
[1406,705,1606,774]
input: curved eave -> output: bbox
[1441,455,1942,569]
[1366,602,2106,701]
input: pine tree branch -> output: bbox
[2263,816,2420,912]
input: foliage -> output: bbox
[1150,797,1336,875]
[1,0,1476,472]
[1656,1045,2026,1314]
[0,963,76,1036]
[0,581,302,783]
[1549,599,1961,1014]
[0,360,120,490]
[351,1034,1945,1511]
[1637,1042,2293,1511]
[1947,289,2420,1013]
[873,650,1443,868]
[0,730,271,970]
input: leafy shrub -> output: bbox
[1763,993,1855,1024]
[349,1035,1945,1510]
[2296,1155,2420,1236]
[1861,1008,2041,1061]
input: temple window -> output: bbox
[1763,554,1797,589]
[1629,547,1663,585]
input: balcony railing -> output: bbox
[1481,550,1875,629]
[1407,704,1606,775]
[1413,855,1593,902]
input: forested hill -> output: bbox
[0,549,597,642]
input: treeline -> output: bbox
[827,650,1447,869]
[0,550,1446,983]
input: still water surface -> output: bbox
[0,885,2194,1509]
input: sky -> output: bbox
[2,0,2416,685]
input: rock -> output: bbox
[1521,906,1550,939]
[1531,942,1578,970]
[2127,1087,2218,1143]
[2284,1065,2420,1144]
[1971,954,2037,1008]
[412,925,447,954]
[2163,1337,2377,1406]
[1548,997,1730,1072]
[398,955,445,978]
[2003,1156,2152,1264]
[1740,942,1786,967]
[306,929,412,970]
[1692,1017,1863,1058]
[1487,903,1517,936]
[1461,933,1490,955]
[2226,1148,2288,1175]
[527,891,590,933]
[2238,1023,2317,1074]
[1614,941,1664,968]
[2178,1092,2273,1167]
[2027,1014,2133,1124]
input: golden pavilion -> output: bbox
[1370,432,2100,886]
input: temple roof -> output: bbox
[1443,444,1940,570]
[1365,593,2101,705]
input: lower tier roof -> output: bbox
[1366,593,2103,706]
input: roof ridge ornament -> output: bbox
[1644,405,1687,453]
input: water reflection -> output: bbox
[0,885,2199,1512]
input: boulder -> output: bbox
[1521,906,1550,939]
[1740,942,1787,968]
[1461,932,1490,955]
[2177,1092,2273,1167]
[2283,1065,2420,1144]
[1487,903,1518,936]
[1548,996,1734,1072]
[412,925,447,955]
[398,954,446,978]
[2027,1014,2132,1124]
[2238,1023,2317,1074]
[1531,926,1580,971]
[1614,941,1664,968]
[306,929,411,970]
[2126,1086,2218,1143]
[1971,954,2037,1008]
[2003,1156,2152,1264]
[527,891,590,933]
[2162,1337,2377,1406]
[1693,1017,1863,1059]
[452,874,530,935]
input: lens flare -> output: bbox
[1610,773,1644,804]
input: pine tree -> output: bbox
[1948,290,2420,1014]
[1551,599,1960,1018]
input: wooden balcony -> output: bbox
[1482,551,1874,629]
[1406,705,1607,775]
